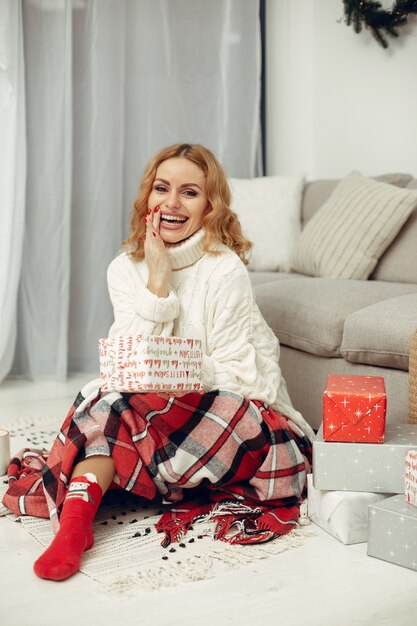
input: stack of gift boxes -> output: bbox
[309,374,417,572]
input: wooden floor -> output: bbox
[0,375,417,626]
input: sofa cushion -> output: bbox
[291,172,417,280]
[371,179,417,284]
[301,173,413,225]
[253,277,417,358]
[249,271,304,287]
[341,294,417,371]
[229,176,304,272]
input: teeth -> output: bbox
[161,215,187,222]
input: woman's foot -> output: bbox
[33,474,102,581]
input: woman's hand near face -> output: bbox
[144,206,172,297]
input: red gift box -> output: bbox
[323,375,386,443]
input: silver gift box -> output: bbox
[368,495,417,572]
[313,423,417,493]
[307,474,390,544]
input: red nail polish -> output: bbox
[147,209,151,215]
[152,231,157,237]
[143,217,147,223]
[155,206,160,213]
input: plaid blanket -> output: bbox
[3,388,312,545]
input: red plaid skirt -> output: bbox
[3,389,312,545]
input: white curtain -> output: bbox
[1,0,262,382]
[0,0,26,382]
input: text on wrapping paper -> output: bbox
[98,335,204,393]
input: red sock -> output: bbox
[33,474,102,581]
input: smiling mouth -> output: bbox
[160,213,189,227]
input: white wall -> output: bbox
[266,0,417,179]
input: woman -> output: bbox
[3,143,314,581]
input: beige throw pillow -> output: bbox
[291,172,417,280]
[229,176,304,271]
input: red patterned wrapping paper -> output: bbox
[405,450,417,507]
[323,374,386,443]
[99,335,204,393]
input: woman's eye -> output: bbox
[183,189,197,197]
[154,185,168,193]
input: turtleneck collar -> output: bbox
[167,228,206,270]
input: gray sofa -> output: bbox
[249,174,417,431]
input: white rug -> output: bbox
[0,414,314,594]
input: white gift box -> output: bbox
[99,335,204,393]
[405,449,417,507]
[307,474,391,544]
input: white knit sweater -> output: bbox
[107,228,315,441]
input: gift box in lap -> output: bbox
[313,424,417,492]
[368,495,417,572]
[99,335,204,393]
[307,474,390,544]
[323,375,386,443]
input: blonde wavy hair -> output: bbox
[123,143,252,264]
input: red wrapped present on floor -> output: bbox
[323,374,386,443]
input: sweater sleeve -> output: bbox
[202,267,282,401]
[106,254,179,337]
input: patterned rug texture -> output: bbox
[0,413,313,594]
